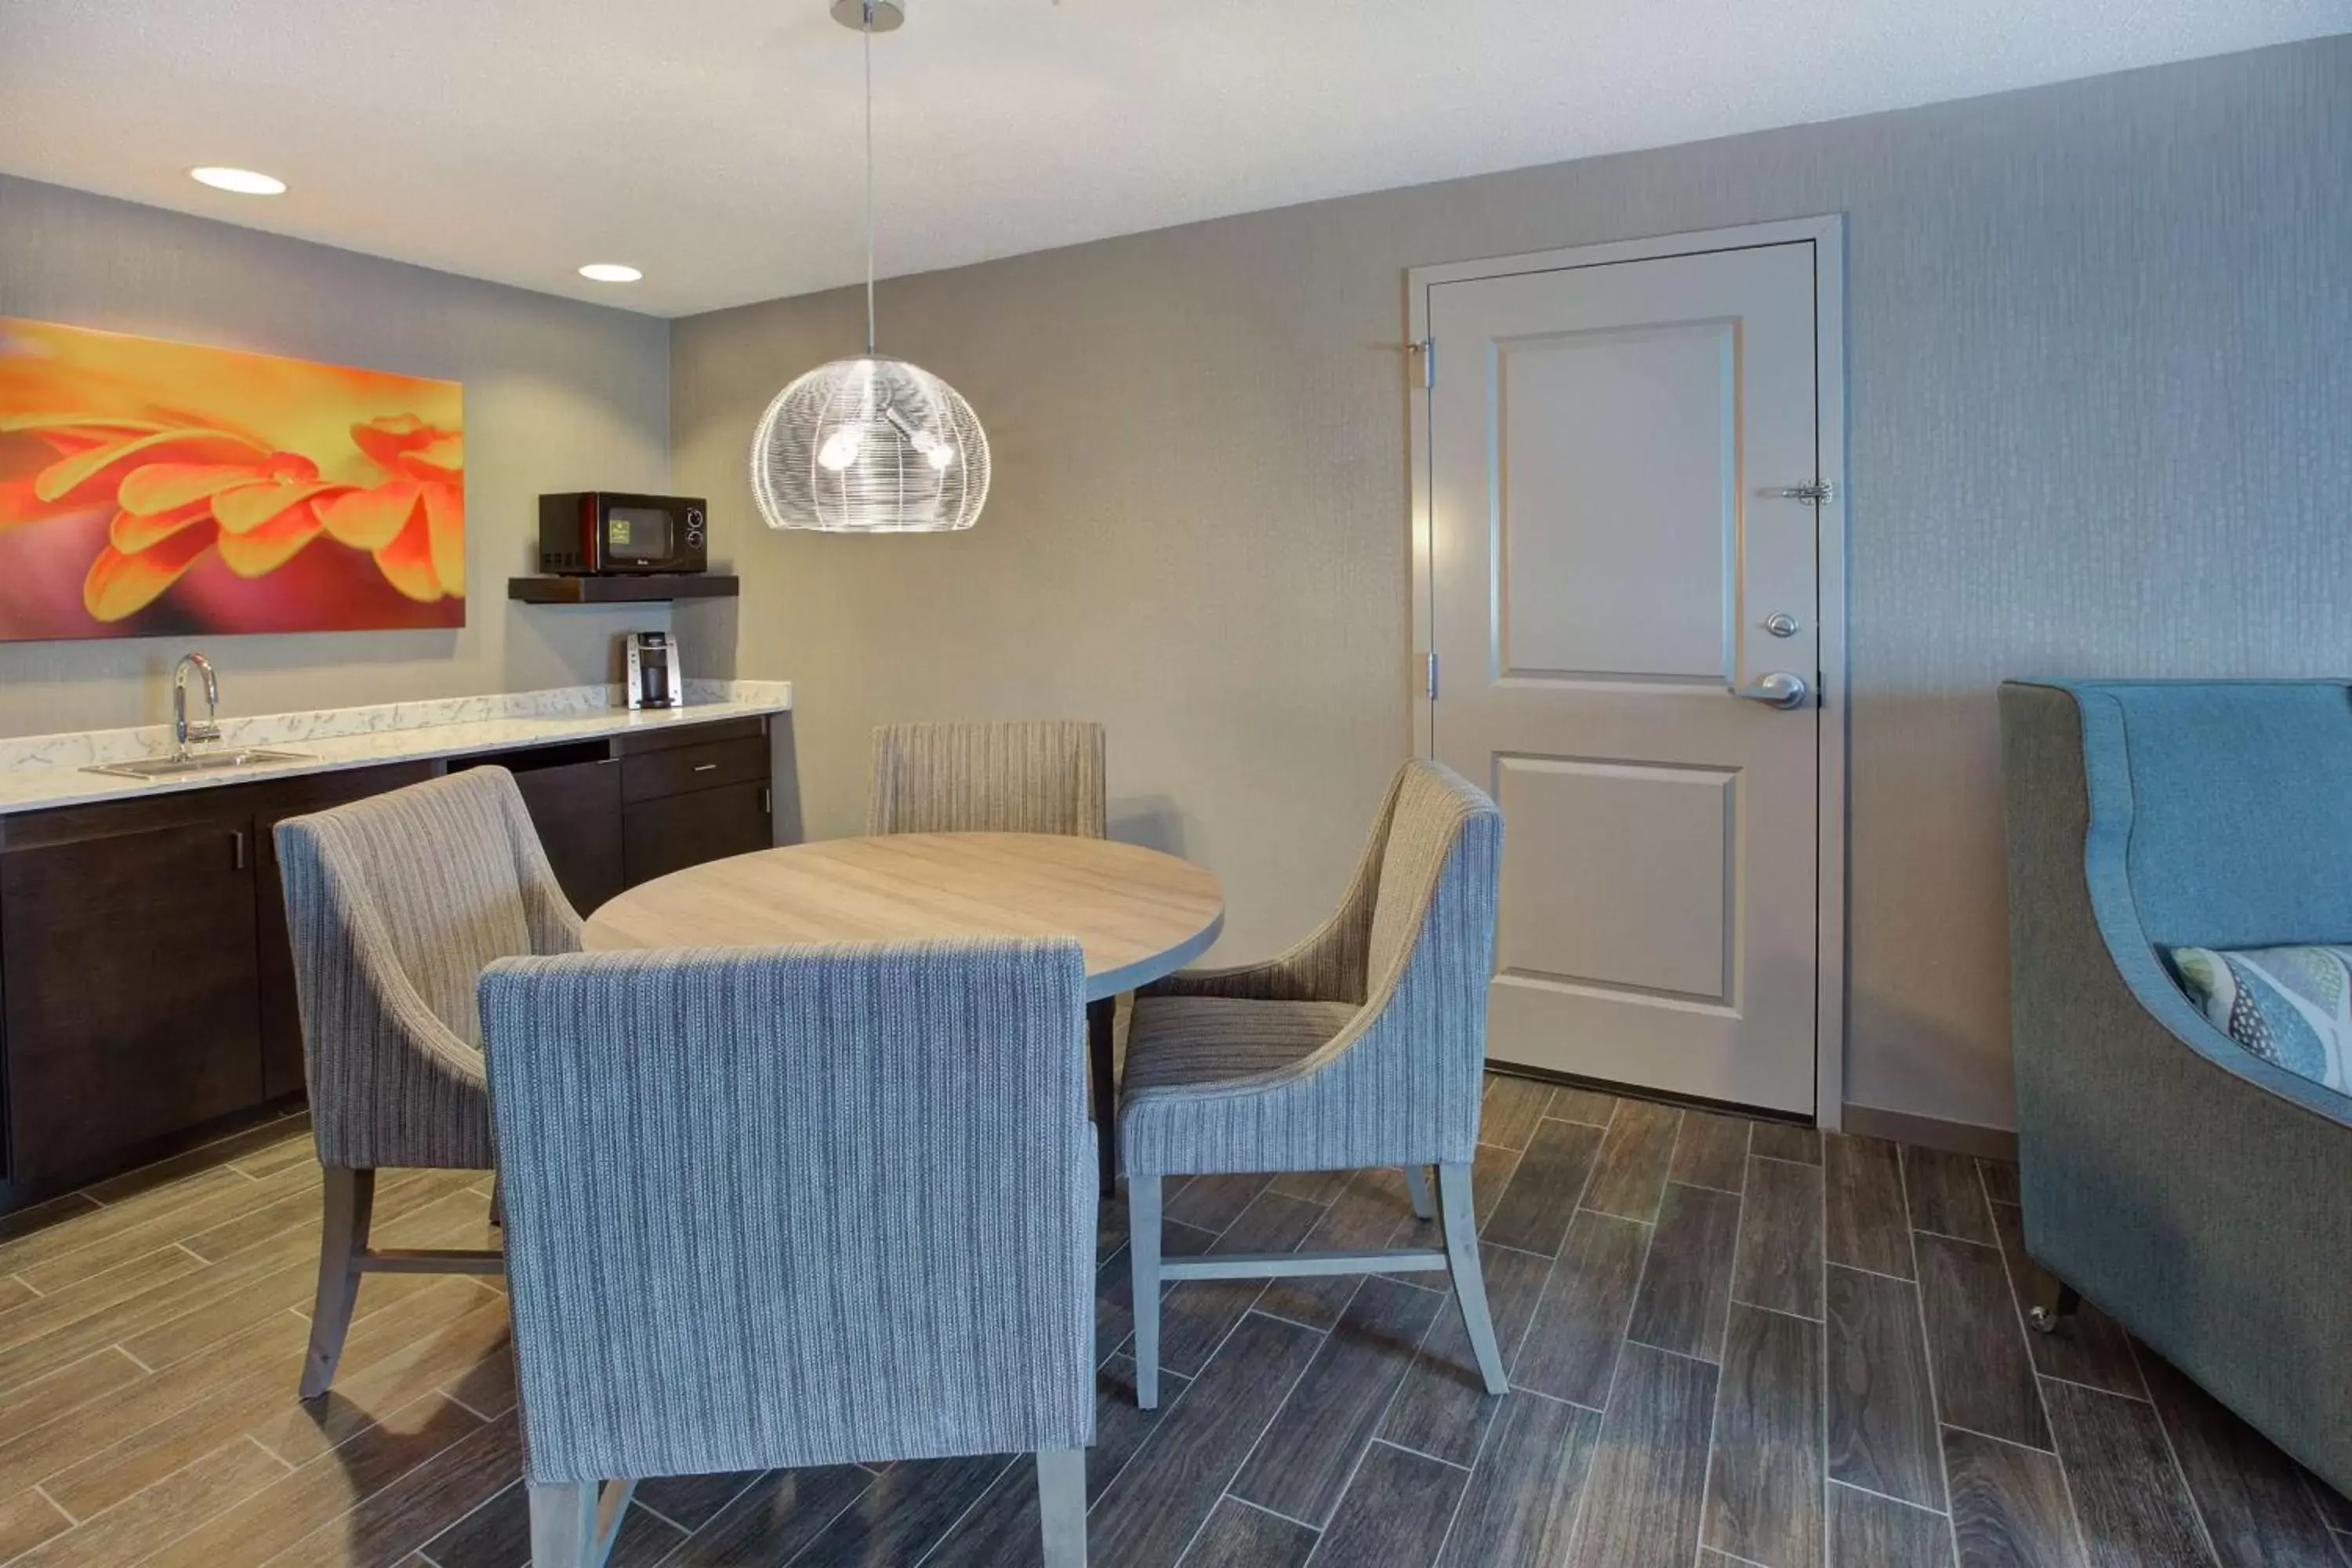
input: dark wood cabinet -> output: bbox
[623,778,773,887]
[509,756,626,914]
[0,713,780,1205]
[613,716,775,889]
[1,817,263,1183]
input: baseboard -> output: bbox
[1484,1062,1811,1130]
[1842,1102,2019,1163]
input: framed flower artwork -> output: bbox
[0,318,464,641]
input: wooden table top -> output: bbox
[584,832,1227,1000]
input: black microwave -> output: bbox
[537,492,707,575]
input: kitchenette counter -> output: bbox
[0,678,795,1200]
[0,679,792,816]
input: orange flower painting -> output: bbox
[0,318,464,641]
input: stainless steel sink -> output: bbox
[83,748,314,781]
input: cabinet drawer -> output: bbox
[621,736,768,804]
[613,715,767,756]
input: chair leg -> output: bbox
[2027,1276,2082,1335]
[488,1173,505,1231]
[1130,1174,1163,1410]
[528,1479,636,1568]
[300,1167,376,1400]
[1087,997,1118,1198]
[1436,1161,1508,1396]
[1036,1447,1088,1568]
[1404,1164,1435,1221]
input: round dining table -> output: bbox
[585,832,1226,1193]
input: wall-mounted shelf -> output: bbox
[507,575,740,605]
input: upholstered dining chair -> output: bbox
[1120,759,1506,1410]
[275,765,581,1399]
[479,940,1098,1568]
[867,719,1108,839]
[870,717,1124,1193]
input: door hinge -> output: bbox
[1777,480,1835,505]
[1411,336,1436,390]
[1424,652,1439,700]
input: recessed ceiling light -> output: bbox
[578,263,644,283]
[189,166,286,195]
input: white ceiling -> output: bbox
[2,1,2344,318]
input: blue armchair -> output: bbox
[1999,680,2352,1499]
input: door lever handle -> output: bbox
[1733,672,1811,710]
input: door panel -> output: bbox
[1499,322,1735,680]
[1428,238,1822,1115]
[1494,756,1735,1004]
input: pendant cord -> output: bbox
[862,4,877,354]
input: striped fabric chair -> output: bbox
[1120,760,1508,1409]
[870,717,1123,1192]
[275,766,579,1398]
[867,719,1109,839]
[479,941,1098,1568]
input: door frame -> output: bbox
[1406,215,1849,1130]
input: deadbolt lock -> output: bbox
[1763,612,1802,638]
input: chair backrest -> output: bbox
[1364,760,1503,1000]
[478,939,1098,1486]
[276,767,556,1049]
[869,720,1108,838]
[2043,681,2352,949]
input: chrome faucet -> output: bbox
[172,652,222,757]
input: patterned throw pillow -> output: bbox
[2167,944,2352,1094]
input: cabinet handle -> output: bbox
[231,830,247,872]
[692,762,719,773]
[760,786,773,815]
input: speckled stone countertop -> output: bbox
[0,680,792,815]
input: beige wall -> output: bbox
[0,175,672,737]
[673,36,2352,1134]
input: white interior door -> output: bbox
[1420,231,1835,1116]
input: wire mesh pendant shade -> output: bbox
[750,354,989,532]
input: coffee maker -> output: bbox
[624,630,683,710]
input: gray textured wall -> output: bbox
[673,36,2351,1133]
[0,176,673,737]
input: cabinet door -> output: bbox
[511,758,626,916]
[2,821,263,1183]
[622,779,772,888]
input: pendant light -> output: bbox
[750,0,989,533]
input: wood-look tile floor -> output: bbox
[0,1079,2345,1566]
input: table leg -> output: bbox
[1088,997,1118,1197]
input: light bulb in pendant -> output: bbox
[816,426,865,471]
[908,429,953,471]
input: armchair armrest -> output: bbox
[522,875,585,957]
[495,775,585,956]
[354,916,489,1094]
[289,838,494,1171]
[1144,814,1386,1005]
